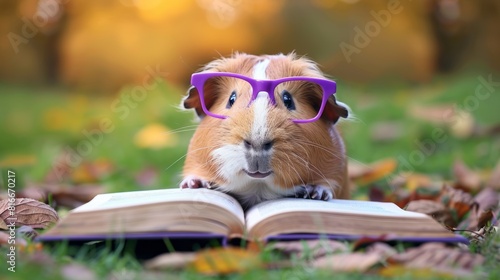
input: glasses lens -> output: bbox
[274,80,324,121]
[203,75,252,116]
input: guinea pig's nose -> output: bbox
[243,139,274,151]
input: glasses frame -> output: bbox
[190,72,337,123]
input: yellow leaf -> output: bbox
[70,159,114,183]
[191,247,262,275]
[133,123,178,149]
[379,265,454,279]
[402,173,432,192]
[0,155,37,167]
[43,108,68,131]
[355,158,397,185]
[18,242,44,254]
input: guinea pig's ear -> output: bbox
[323,96,349,124]
[183,85,220,119]
[182,86,205,118]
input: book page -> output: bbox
[74,189,244,223]
[245,198,427,231]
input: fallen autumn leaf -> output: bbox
[313,252,384,272]
[191,247,262,275]
[145,252,197,270]
[0,198,58,228]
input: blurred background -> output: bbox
[2,0,500,87]
[0,0,499,201]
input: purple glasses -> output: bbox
[190,72,337,123]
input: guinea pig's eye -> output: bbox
[226,91,237,109]
[281,90,295,110]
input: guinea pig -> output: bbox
[179,53,349,209]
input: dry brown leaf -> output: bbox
[406,200,446,216]
[405,200,456,227]
[353,235,392,251]
[457,207,480,231]
[453,160,482,193]
[191,247,262,275]
[60,263,96,280]
[409,104,475,138]
[13,183,104,210]
[386,189,412,209]
[0,198,58,228]
[409,104,455,124]
[459,206,495,232]
[18,187,48,202]
[270,239,348,260]
[473,187,499,212]
[145,252,196,270]
[370,121,404,142]
[388,242,484,277]
[313,252,383,272]
[0,218,7,230]
[366,242,398,259]
[476,210,494,229]
[368,186,386,202]
[0,231,9,245]
[353,158,397,185]
[438,184,475,220]
[47,184,105,209]
[45,152,114,184]
[408,186,442,202]
[486,161,500,191]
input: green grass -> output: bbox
[0,81,194,191]
[0,72,499,279]
[340,74,499,175]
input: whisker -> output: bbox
[163,144,221,172]
[290,153,331,188]
[282,152,307,192]
[298,140,343,161]
[161,124,221,136]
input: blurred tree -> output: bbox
[429,0,479,72]
[58,0,283,91]
[0,0,498,91]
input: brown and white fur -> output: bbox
[180,53,349,209]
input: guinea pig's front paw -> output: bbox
[179,176,214,189]
[295,185,334,201]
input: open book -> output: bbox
[39,188,466,244]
